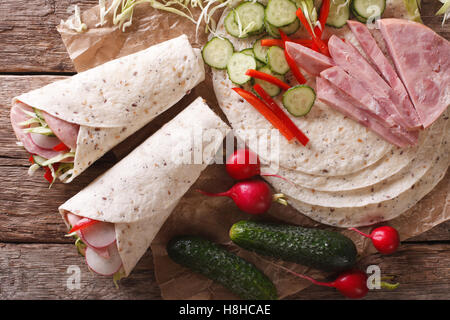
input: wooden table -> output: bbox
[0,0,448,300]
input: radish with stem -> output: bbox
[349,226,400,255]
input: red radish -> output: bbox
[30,132,61,150]
[69,217,100,233]
[198,180,275,215]
[80,221,116,249]
[85,243,122,276]
[226,149,290,182]
[91,246,110,259]
[349,226,400,255]
[279,265,369,299]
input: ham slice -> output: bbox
[328,35,417,130]
[10,104,63,159]
[316,77,411,148]
[378,18,450,128]
[285,41,335,76]
[347,20,422,130]
[41,111,79,149]
[321,66,418,145]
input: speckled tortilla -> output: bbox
[12,35,205,182]
[59,98,230,275]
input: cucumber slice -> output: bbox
[254,66,284,97]
[265,17,300,38]
[326,0,350,28]
[224,10,245,38]
[267,46,290,74]
[265,0,298,27]
[282,85,316,116]
[351,0,386,22]
[202,37,234,69]
[241,49,265,68]
[234,1,266,36]
[253,36,272,64]
[227,52,257,85]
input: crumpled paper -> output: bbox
[58,3,449,300]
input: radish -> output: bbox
[80,221,116,249]
[349,226,400,255]
[30,132,61,150]
[226,149,289,182]
[85,243,122,276]
[198,180,286,215]
[279,265,369,299]
[66,212,81,228]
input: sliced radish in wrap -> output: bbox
[80,221,116,249]
[85,244,122,276]
[30,132,61,150]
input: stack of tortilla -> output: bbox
[212,0,449,227]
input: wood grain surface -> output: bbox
[0,0,448,300]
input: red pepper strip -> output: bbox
[296,8,329,56]
[279,31,307,85]
[69,217,100,234]
[232,88,294,142]
[43,163,59,184]
[52,142,70,152]
[245,69,291,91]
[314,0,331,38]
[261,38,314,49]
[29,155,34,164]
[253,84,309,146]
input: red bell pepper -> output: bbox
[314,0,331,38]
[245,69,291,91]
[29,155,34,164]
[253,84,309,146]
[52,142,70,152]
[279,30,307,85]
[296,8,329,56]
[69,217,100,234]
[232,88,294,142]
[260,38,314,49]
[43,163,59,184]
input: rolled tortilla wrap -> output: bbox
[11,34,204,183]
[59,97,230,276]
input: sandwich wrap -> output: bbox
[59,97,230,276]
[11,34,204,183]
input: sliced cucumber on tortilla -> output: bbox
[253,36,271,64]
[265,17,300,38]
[282,85,316,117]
[227,52,257,85]
[267,46,290,75]
[326,0,350,28]
[202,37,234,69]
[224,10,245,38]
[351,0,386,22]
[265,0,298,27]
[254,66,284,97]
[241,49,265,68]
[234,1,266,36]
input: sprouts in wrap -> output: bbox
[10,35,204,184]
[59,97,230,278]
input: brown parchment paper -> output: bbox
[58,3,449,300]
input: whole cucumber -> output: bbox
[167,235,278,300]
[230,220,357,272]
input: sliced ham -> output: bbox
[378,18,450,128]
[10,104,63,159]
[316,77,411,148]
[321,66,418,145]
[347,20,422,130]
[41,111,79,150]
[327,35,417,131]
[285,41,335,76]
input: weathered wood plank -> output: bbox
[0,243,447,299]
[288,243,450,300]
[0,1,448,73]
[0,243,160,299]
